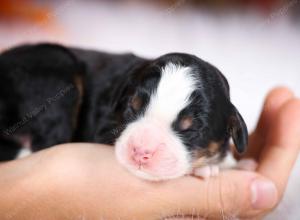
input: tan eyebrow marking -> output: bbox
[179,116,193,130]
[131,94,143,111]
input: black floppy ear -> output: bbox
[228,104,248,154]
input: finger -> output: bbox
[156,170,277,219]
[245,87,294,159]
[257,99,300,200]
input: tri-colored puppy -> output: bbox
[0,43,248,180]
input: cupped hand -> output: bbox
[1,87,299,220]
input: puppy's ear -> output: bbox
[228,104,248,154]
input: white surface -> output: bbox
[0,0,300,218]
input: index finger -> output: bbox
[246,87,294,159]
[257,99,300,199]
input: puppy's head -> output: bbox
[112,53,247,181]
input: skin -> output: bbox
[0,87,300,220]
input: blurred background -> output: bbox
[0,0,299,219]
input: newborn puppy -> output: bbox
[97,53,248,181]
[0,43,248,181]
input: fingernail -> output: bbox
[251,179,278,209]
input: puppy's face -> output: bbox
[112,54,247,181]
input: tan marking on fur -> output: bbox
[180,116,193,130]
[191,149,207,168]
[131,94,142,111]
[192,157,206,168]
[72,73,84,129]
[191,142,222,168]
[207,141,221,155]
[74,73,84,99]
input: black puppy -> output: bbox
[0,43,248,180]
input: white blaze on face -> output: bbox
[146,63,196,123]
[115,62,197,181]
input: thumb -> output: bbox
[158,170,278,219]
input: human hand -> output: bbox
[165,87,300,219]
[0,87,299,220]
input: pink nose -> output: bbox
[131,146,156,165]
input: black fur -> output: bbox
[0,43,247,162]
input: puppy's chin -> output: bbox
[116,158,191,181]
[115,142,191,181]
[122,165,189,181]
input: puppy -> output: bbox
[0,43,248,181]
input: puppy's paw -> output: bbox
[193,165,219,180]
[236,158,258,171]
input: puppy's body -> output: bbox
[0,45,139,157]
[0,44,81,160]
[0,43,248,180]
[70,48,147,143]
